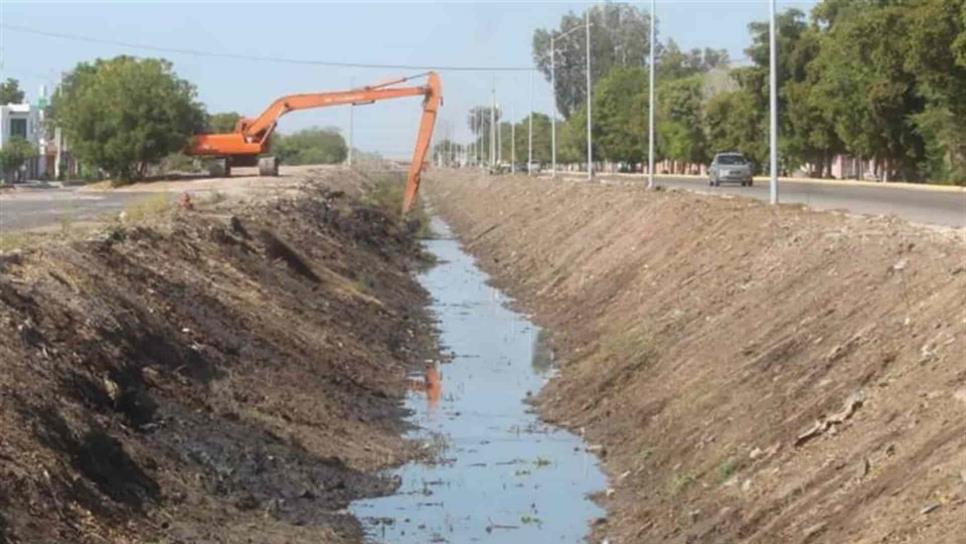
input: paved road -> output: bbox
[574,174,965,229]
[2,173,964,232]
[0,187,156,231]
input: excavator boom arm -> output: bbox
[244,85,430,141]
[188,72,442,214]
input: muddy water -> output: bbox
[350,218,606,543]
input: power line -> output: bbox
[1,23,536,72]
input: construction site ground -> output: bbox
[0,167,436,543]
[427,169,966,543]
[2,164,965,543]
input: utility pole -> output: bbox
[496,104,503,164]
[769,0,779,204]
[490,80,497,168]
[586,9,593,181]
[528,70,534,176]
[348,77,354,167]
[550,33,557,179]
[511,104,516,174]
[648,0,656,189]
[478,107,484,170]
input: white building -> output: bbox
[0,85,47,181]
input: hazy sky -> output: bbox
[1,1,816,158]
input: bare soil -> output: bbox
[0,168,436,543]
[427,171,966,543]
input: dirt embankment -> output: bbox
[428,171,966,543]
[0,170,435,543]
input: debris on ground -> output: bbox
[0,169,436,543]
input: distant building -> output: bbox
[0,85,47,181]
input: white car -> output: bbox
[709,153,754,186]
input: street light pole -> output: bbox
[348,78,354,167]
[511,104,516,173]
[550,33,557,179]
[490,81,497,168]
[497,104,502,165]
[528,69,533,176]
[648,0,655,188]
[585,9,593,182]
[769,0,779,204]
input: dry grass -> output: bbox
[123,193,172,222]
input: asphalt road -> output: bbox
[1,174,964,232]
[591,175,965,228]
[0,187,156,232]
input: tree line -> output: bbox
[2,56,348,185]
[452,0,965,184]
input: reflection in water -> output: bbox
[531,329,554,374]
[350,218,606,543]
[407,362,442,411]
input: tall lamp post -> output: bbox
[769,0,779,204]
[585,9,593,182]
[528,70,534,176]
[648,0,656,189]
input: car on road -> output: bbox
[709,153,753,187]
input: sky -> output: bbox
[0,0,817,159]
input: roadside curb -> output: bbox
[539,172,965,194]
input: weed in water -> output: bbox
[534,456,552,468]
[520,515,542,526]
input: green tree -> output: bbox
[273,127,347,165]
[509,113,553,165]
[705,90,766,171]
[0,137,37,182]
[593,67,648,165]
[467,105,501,156]
[49,56,206,184]
[558,105,589,164]
[0,78,25,104]
[207,111,242,133]
[657,75,708,172]
[810,2,926,180]
[903,0,966,182]
[658,40,729,81]
[433,139,463,164]
[533,3,652,117]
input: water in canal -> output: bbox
[350,218,607,543]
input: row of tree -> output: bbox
[447,0,965,184]
[4,56,347,184]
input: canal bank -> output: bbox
[426,172,966,544]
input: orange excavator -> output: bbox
[187,72,442,213]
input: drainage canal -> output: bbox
[350,218,606,543]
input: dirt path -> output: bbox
[0,168,437,543]
[427,171,966,543]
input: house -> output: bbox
[0,85,56,181]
